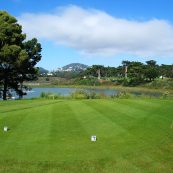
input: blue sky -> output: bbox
[1,0,173,70]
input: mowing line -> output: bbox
[0,100,63,114]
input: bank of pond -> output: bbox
[9,87,172,100]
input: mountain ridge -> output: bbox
[57,63,89,72]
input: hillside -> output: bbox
[38,67,49,75]
[57,63,89,72]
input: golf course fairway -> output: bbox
[0,99,173,173]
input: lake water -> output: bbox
[5,87,161,99]
[23,87,119,98]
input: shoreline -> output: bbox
[26,84,173,94]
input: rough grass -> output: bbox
[0,99,173,173]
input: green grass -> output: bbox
[0,99,173,173]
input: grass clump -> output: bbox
[40,92,63,99]
[145,78,173,89]
[40,90,104,100]
[111,91,132,99]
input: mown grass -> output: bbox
[0,99,173,173]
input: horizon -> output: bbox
[1,0,173,70]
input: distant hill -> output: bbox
[57,63,89,72]
[38,67,49,74]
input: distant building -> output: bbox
[47,73,53,76]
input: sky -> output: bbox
[1,0,173,70]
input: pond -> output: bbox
[15,87,162,99]
[1,87,161,100]
[23,87,120,98]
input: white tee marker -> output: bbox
[4,126,8,132]
[91,135,97,142]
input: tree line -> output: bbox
[81,60,173,86]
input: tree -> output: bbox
[0,11,41,100]
[159,64,173,78]
[17,38,41,98]
[84,65,104,79]
[120,61,145,86]
[146,60,157,66]
[128,61,144,79]
[144,60,159,81]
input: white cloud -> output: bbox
[18,5,173,57]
